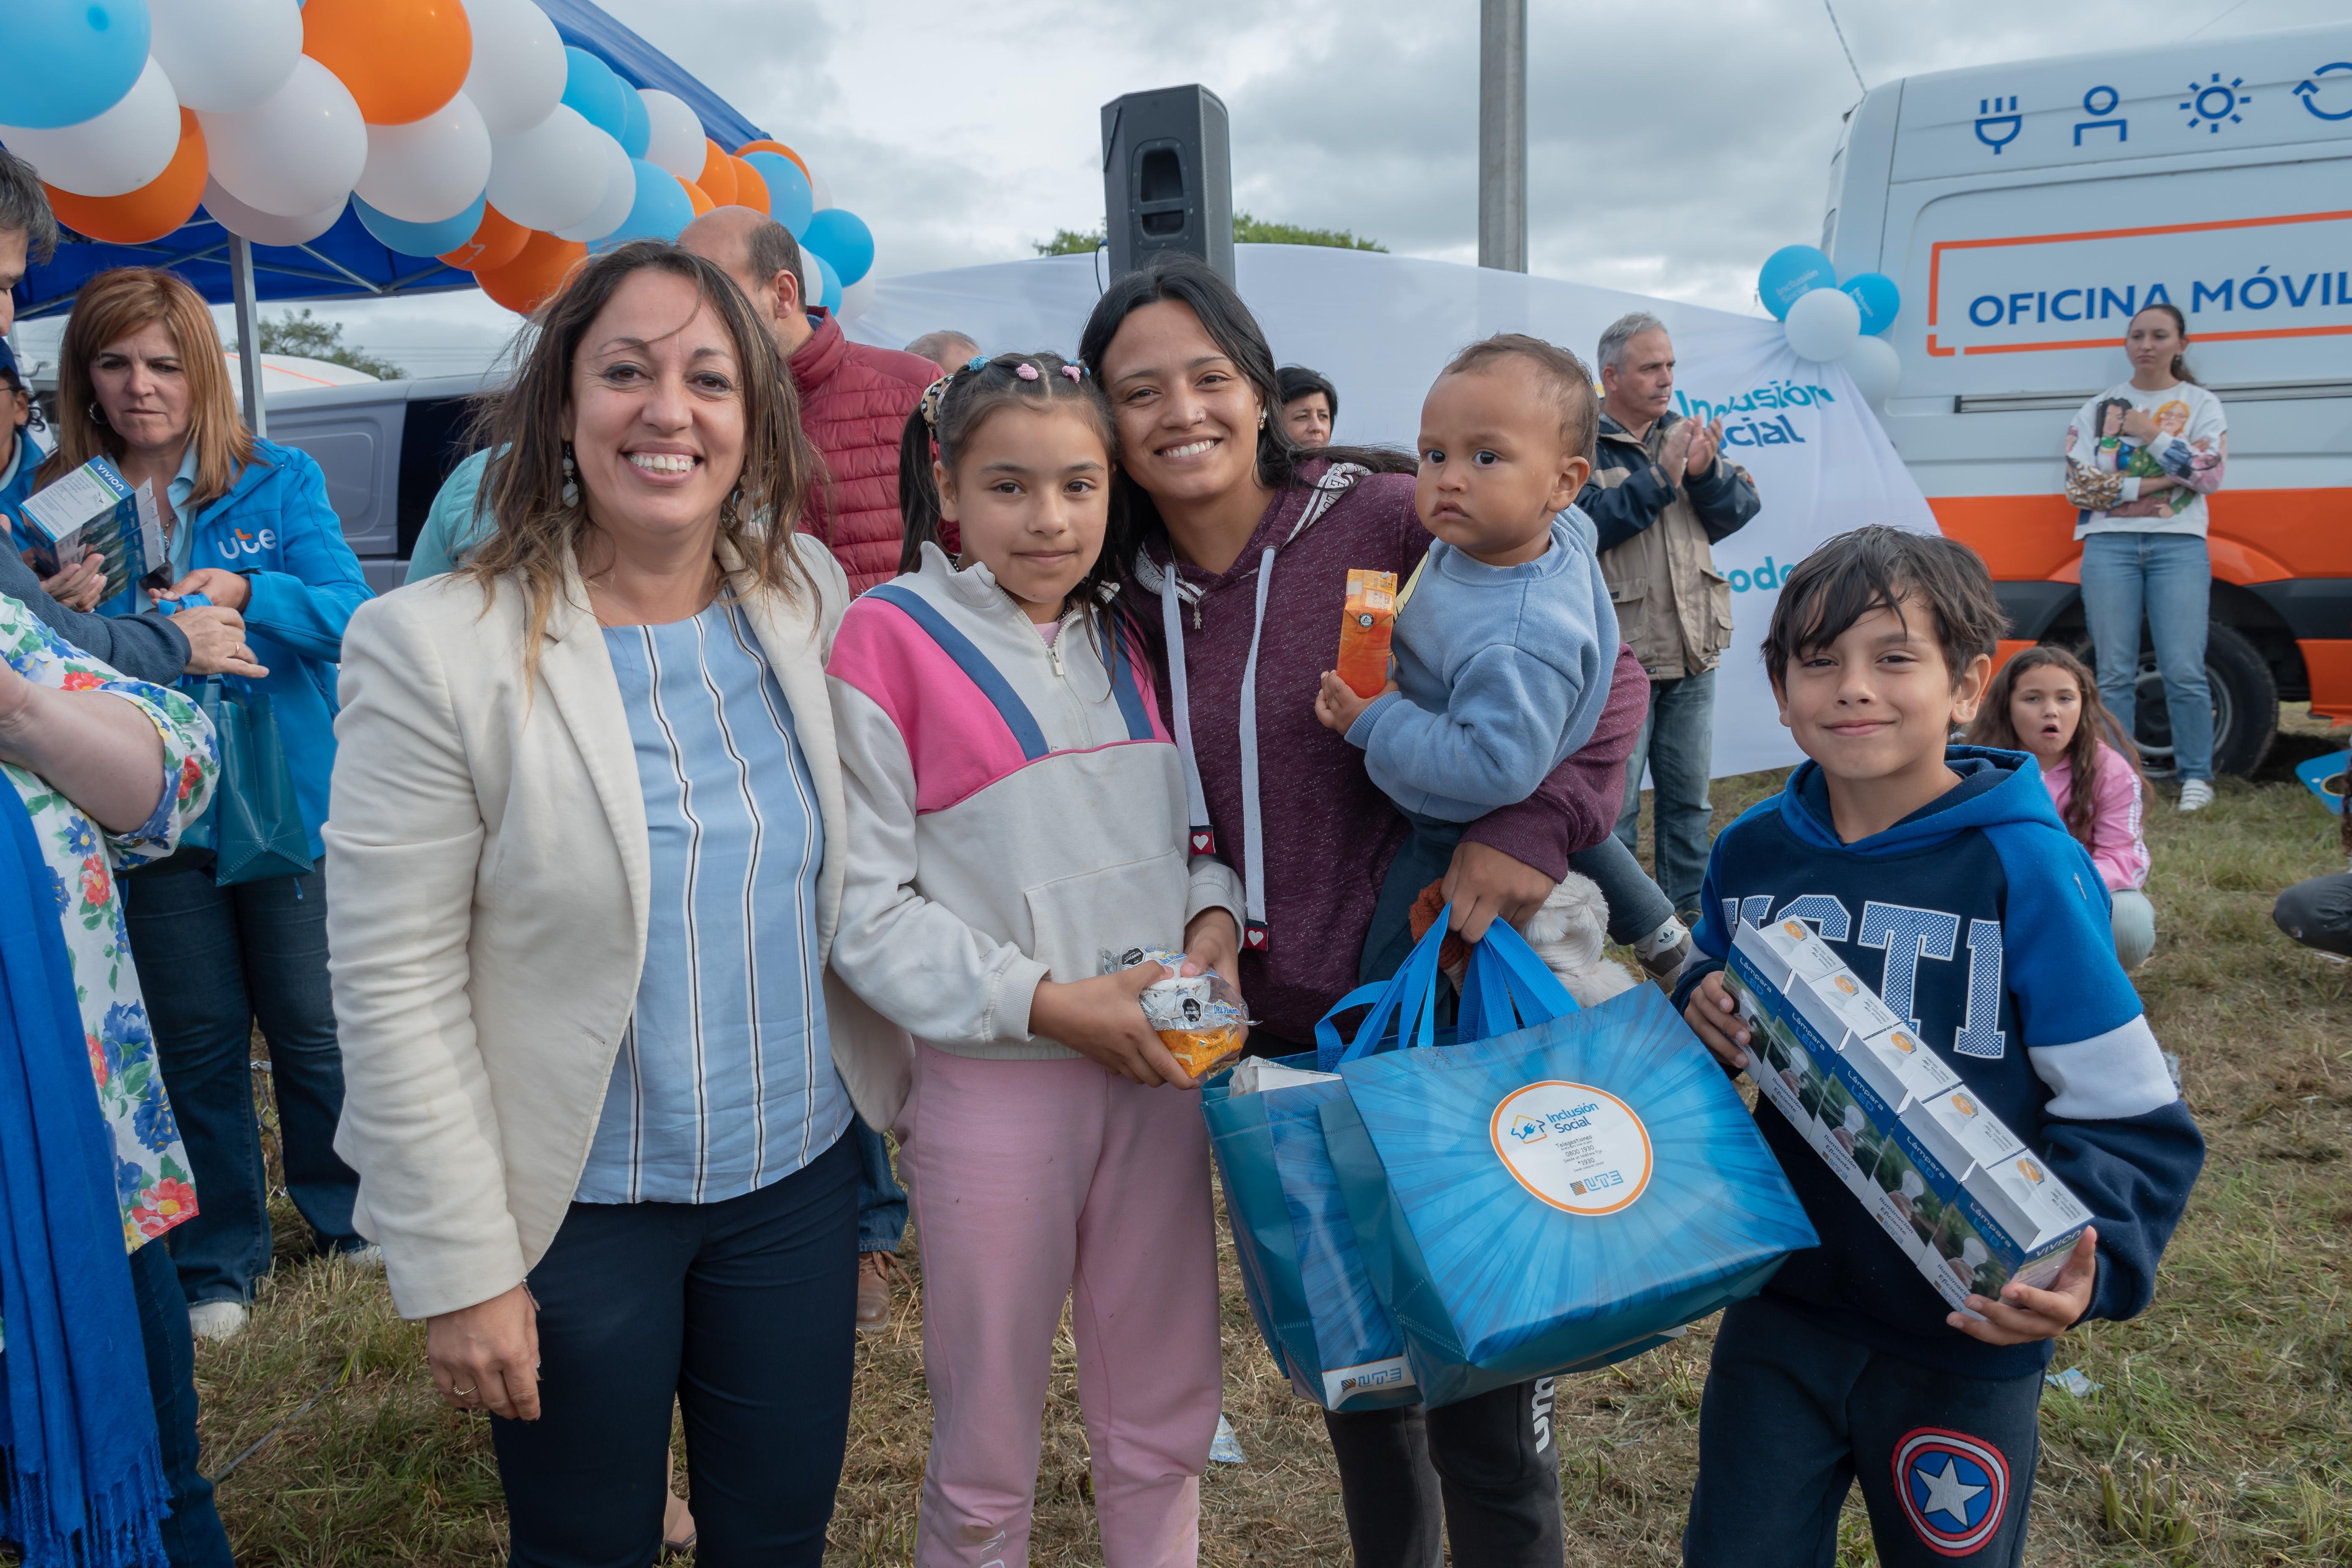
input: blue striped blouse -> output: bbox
[576,600,850,1205]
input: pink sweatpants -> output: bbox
[898,1043,1222,1568]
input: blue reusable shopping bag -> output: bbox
[1322,945,1819,1408]
[180,674,315,887]
[1203,912,1574,1410]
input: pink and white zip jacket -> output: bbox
[825,544,1245,1061]
[2042,741,2151,893]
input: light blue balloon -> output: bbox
[561,47,628,141]
[617,81,651,159]
[813,252,841,314]
[591,159,695,252]
[741,151,811,237]
[355,192,488,259]
[8,1,151,130]
[1758,244,1836,321]
[800,208,874,289]
[1839,271,1902,336]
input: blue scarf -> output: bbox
[0,784,169,1568]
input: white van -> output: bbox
[1822,22,2352,773]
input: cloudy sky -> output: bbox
[48,0,2344,378]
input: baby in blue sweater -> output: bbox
[1316,332,1618,836]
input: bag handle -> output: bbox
[1314,909,1451,1066]
[1466,919,1582,1029]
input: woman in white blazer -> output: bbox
[326,242,908,1567]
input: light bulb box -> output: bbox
[1721,916,2089,1316]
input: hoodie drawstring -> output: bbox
[1161,548,1277,953]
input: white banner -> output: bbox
[855,248,1939,777]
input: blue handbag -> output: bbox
[180,674,315,887]
[1202,912,1571,1410]
[1322,934,1820,1408]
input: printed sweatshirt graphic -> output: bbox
[1674,748,2204,1379]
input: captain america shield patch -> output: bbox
[1892,1427,2010,1557]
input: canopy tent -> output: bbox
[8,2,768,426]
[850,248,1938,779]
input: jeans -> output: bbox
[1567,833,1677,947]
[1357,817,1465,990]
[493,1132,859,1568]
[1613,668,1717,912]
[128,1236,237,1568]
[1684,1295,2041,1568]
[2079,531,2213,781]
[852,1115,907,1255]
[123,865,361,1306]
[2111,888,2156,972]
[1323,1379,1563,1568]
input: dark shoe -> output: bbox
[856,1250,896,1335]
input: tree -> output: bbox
[1033,213,1385,256]
[256,308,405,380]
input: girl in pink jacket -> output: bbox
[1971,646,2156,969]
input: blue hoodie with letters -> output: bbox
[1674,747,2204,1380]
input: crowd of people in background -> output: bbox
[0,131,2340,1568]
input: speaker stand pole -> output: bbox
[230,235,268,438]
[1478,0,1526,273]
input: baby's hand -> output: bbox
[1316,670,1391,734]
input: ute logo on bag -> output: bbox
[1489,1081,1654,1216]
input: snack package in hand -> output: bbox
[1105,947,1247,1078]
[1336,568,1398,698]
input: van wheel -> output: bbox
[2066,623,2276,778]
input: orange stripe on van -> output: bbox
[1929,323,2352,355]
[1928,490,2352,584]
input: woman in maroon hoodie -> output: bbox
[1081,257,1645,1568]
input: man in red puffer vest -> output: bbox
[682,206,947,595]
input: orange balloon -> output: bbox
[476,230,587,315]
[737,139,809,180]
[729,156,768,216]
[45,110,207,245]
[680,178,713,218]
[302,0,472,125]
[697,140,736,206]
[438,202,529,273]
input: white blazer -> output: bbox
[325,536,913,1320]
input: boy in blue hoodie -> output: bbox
[1674,527,2202,1567]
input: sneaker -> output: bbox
[336,1243,385,1271]
[1633,917,1694,993]
[2178,779,2215,813]
[187,1300,248,1342]
[856,1251,896,1335]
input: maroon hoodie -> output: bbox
[1119,462,1645,1043]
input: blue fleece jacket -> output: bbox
[1673,748,2204,1380]
[172,439,372,858]
[1343,512,1617,823]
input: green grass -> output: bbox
[70,720,2352,1565]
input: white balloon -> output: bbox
[1783,285,1862,363]
[808,167,833,211]
[149,0,304,114]
[202,177,346,246]
[460,0,567,138]
[1842,333,1901,407]
[201,56,370,217]
[0,57,182,198]
[836,270,875,326]
[637,89,703,180]
[487,103,605,232]
[358,92,492,223]
[553,131,634,242]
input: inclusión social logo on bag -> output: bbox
[1489,1082,1654,1216]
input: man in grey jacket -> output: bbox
[1,150,262,685]
[1575,312,1761,914]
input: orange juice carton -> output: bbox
[1336,568,1398,698]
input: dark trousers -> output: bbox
[123,865,360,1305]
[129,1235,237,1568]
[851,1114,907,1255]
[1684,1295,2042,1567]
[491,1131,859,1568]
[2275,870,2352,957]
[1324,1378,1563,1568]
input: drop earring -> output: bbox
[561,443,579,507]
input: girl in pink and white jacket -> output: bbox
[826,352,1243,1568]
[1972,645,2156,970]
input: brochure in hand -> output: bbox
[18,454,167,612]
[1723,916,2092,1317]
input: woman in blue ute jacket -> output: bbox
[41,267,374,1341]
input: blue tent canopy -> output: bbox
[10,0,767,320]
